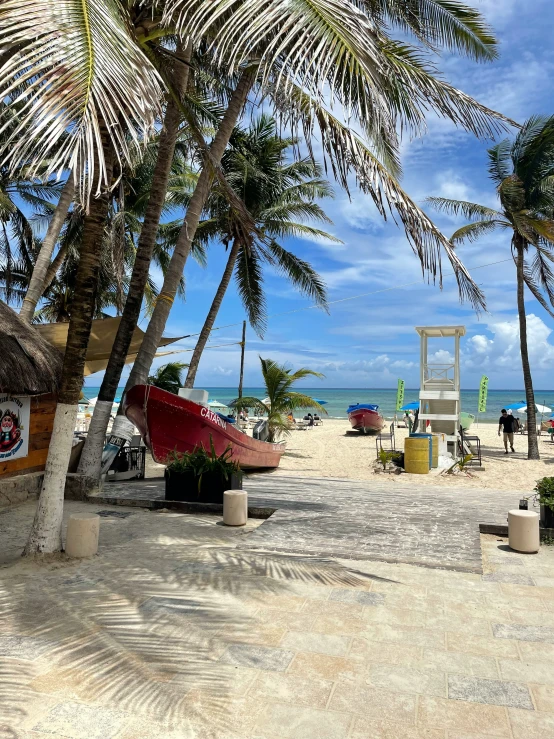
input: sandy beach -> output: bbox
[263,418,554,493]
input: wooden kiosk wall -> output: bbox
[0,393,56,479]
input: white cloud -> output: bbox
[463,314,554,372]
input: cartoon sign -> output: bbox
[0,395,30,461]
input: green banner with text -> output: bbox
[478,375,489,413]
[396,379,405,411]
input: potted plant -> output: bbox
[164,437,242,504]
[534,477,554,529]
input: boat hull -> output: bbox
[123,385,286,469]
[348,407,385,435]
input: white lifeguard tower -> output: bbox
[416,325,465,458]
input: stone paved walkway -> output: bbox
[98,474,518,572]
[1,501,554,738]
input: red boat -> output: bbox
[123,385,286,469]
[347,403,385,434]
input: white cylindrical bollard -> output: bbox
[223,490,248,526]
[508,509,540,553]
[65,513,100,557]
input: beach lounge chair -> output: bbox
[375,423,395,455]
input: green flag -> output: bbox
[396,379,405,411]
[478,375,489,413]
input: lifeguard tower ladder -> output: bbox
[416,325,466,459]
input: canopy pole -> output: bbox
[238,320,246,399]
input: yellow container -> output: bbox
[431,434,439,468]
[404,437,430,474]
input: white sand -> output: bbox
[268,418,554,493]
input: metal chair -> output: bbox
[459,425,482,467]
[376,423,395,456]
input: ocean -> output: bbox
[82,387,554,423]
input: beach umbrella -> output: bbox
[505,401,551,414]
[312,399,328,405]
[400,401,420,411]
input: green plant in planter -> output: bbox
[534,477,554,511]
[377,447,396,470]
[166,436,241,495]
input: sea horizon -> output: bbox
[82,386,554,422]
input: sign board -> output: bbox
[396,379,405,411]
[478,375,489,414]
[0,395,30,461]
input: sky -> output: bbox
[95,0,554,391]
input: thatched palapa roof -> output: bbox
[0,301,63,395]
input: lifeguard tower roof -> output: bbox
[415,326,466,338]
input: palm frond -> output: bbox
[450,219,507,245]
[0,0,162,196]
[235,242,266,336]
[377,0,498,61]
[261,240,328,309]
[425,196,503,220]
[487,138,513,184]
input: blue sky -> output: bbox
[101,0,554,391]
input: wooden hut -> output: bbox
[0,301,62,505]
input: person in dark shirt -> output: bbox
[498,409,517,453]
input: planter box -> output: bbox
[541,504,554,529]
[164,469,242,504]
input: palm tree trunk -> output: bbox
[24,135,114,555]
[44,241,69,291]
[122,68,256,393]
[184,239,241,388]
[515,236,540,460]
[77,47,192,481]
[19,172,75,323]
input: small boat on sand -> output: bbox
[347,403,385,434]
[124,385,286,469]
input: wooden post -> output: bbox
[238,321,246,399]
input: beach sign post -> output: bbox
[396,379,405,412]
[477,375,488,427]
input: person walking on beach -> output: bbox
[498,409,517,454]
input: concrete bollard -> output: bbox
[65,513,100,557]
[223,490,248,526]
[508,509,540,553]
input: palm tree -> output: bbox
[178,114,337,387]
[427,116,554,461]
[232,357,327,442]
[147,361,189,394]
[122,0,515,402]
[77,0,511,485]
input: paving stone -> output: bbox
[508,707,554,739]
[247,672,333,709]
[349,718,444,739]
[418,696,511,735]
[253,703,352,739]
[0,635,53,660]
[492,623,554,643]
[447,633,520,658]
[286,651,363,682]
[482,572,535,585]
[366,664,446,697]
[448,675,534,710]
[498,658,554,685]
[280,630,350,657]
[32,702,126,738]
[530,683,554,712]
[329,681,416,722]
[328,588,385,606]
[219,644,294,672]
[420,650,499,679]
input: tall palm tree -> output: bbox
[123,0,515,401]
[427,116,554,461]
[78,0,511,485]
[147,361,189,394]
[179,115,337,387]
[232,357,327,442]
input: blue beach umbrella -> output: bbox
[503,401,526,410]
[312,398,328,405]
[400,401,420,411]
